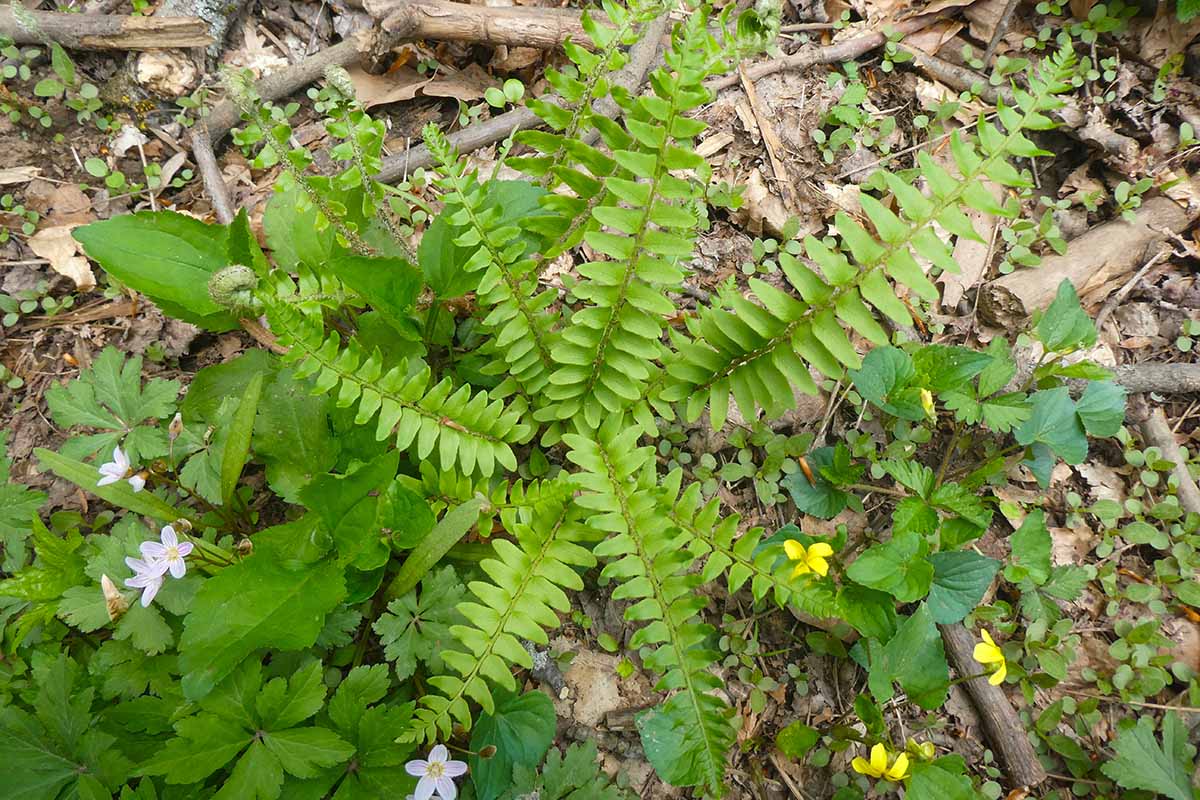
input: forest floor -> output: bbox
[3,0,1200,797]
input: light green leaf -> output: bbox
[221,373,263,507]
[1005,509,1052,584]
[1100,713,1196,800]
[373,566,466,680]
[263,727,355,778]
[139,713,251,782]
[178,555,346,700]
[846,531,933,603]
[1036,280,1096,352]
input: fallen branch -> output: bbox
[190,122,235,225]
[374,13,670,182]
[1138,407,1200,516]
[369,0,588,51]
[901,44,1140,169]
[705,14,938,92]
[940,623,1047,789]
[1113,363,1200,395]
[0,8,211,50]
[978,191,1200,328]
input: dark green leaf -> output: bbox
[867,604,949,709]
[1036,280,1096,352]
[326,255,422,337]
[1100,713,1196,800]
[1005,509,1052,585]
[927,552,1000,624]
[373,566,466,680]
[913,345,993,392]
[220,373,263,507]
[849,346,926,420]
[469,689,557,800]
[776,721,821,759]
[1075,380,1126,437]
[1014,387,1087,464]
[73,211,240,331]
[781,448,853,519]
[846,531,933,602]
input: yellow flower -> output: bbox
[973,629,1008,685]
[851,743,910,781]
[920,388,935,420]
[784,539,833,578]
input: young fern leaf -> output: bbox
[663,471,841,620]
[399,460,575,530]
[662,45,1078,429]
[261,276,529,478]
[564,417,736,796]
[523,10,730,429]
[399,486,594,744]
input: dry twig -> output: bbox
[0,8,211,50]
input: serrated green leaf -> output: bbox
[927,552,1000,624]
[1100,713,1196,800]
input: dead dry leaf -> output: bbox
[902,19,964,55]
[736,169,789,238]
[348,63,497,108]
[28,225,95,291]
[0,166,39,186]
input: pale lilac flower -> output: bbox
[139,525,194,579]
[124,556,166,607]
[97,445,146,492]
[405,745,468,800]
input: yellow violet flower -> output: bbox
[784,539,833,578]
[852,743,910,781]
[973,629,1008,685]
[920,388,936,421]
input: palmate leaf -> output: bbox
[262,276,530,479]
[661,46,1077,428]
[566,416,737,796]
[373,565,467,680]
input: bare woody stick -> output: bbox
[0,8,211,50]
[940,623,1047,789]
[1138,408,1200,516]
[371,0,589,51]
[190,122,234,225]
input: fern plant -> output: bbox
[47,2,1106,797]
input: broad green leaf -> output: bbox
[776,721,821,759]
[976,336,1015,396]
[262,182,337,273]
[213,739,283,800]
[182,350,278,422]
[846,531,933,603]
[254,368,339,503]
[849,346,925,420]
[926,552,1000,624]
[1014,387,1087,464]
[220,373,263,508]
[178,555,347,700]
[139,713,251,782]
[1100,713,1196,800]
[867,604,949,709]
[636,690,735,796]
[263,727,355,778]
[1075,380,1126,437]
[1005,509,1052,584]
[0,431,47,572]
[912,345,992,393]
[326,254,422,337]
[780,447,854,520]
[907,762,978,800]
[73,211,240,331]
[1036,280,1096,352]
[469,689,557,800]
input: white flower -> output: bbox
[139,525,194,579]
[97,445,146,492]
[405,744,468,800]
[124,556,166,607]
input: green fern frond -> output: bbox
[663,471,841,620]
[399,486,594,743]
[661,45,1078,429]
[424,127,559,397]
[564,416,736,795]
[262,276,530,478]
[398,461,575,534]
[514,10,731,429]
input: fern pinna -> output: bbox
[179,7,1075,796]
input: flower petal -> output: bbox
[851,757,876,777]
[980,629,995,647]
[141,541,168,559]
[790,562,809,579]
[989,662,1007,685]
[140,578,161,607]
[428,744,449,764]
[112,446,127,469]
[127,474,146,493]
[973,643,1001,664]
[161,526,177,547]
[870,743,887,773]
[783,539,805,560]
[887,753,910,780]
[442,760,468,778]
[413,775,436,800]
[808,542,834,558]
[809,556,829,577]
[169,558,186,579]
[176,541,194,557]
[405,760,429,777]
[435,776,457,800]
[96,474,119,487]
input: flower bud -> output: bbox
[101,574,128,621]
[169,412,183,441]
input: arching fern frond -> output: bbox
[398,460,575,534]
[399,485,594,744]
[564,417,736,796]
[262,276,530,478]
[661,45,1077,429]
[662,471,841,620]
